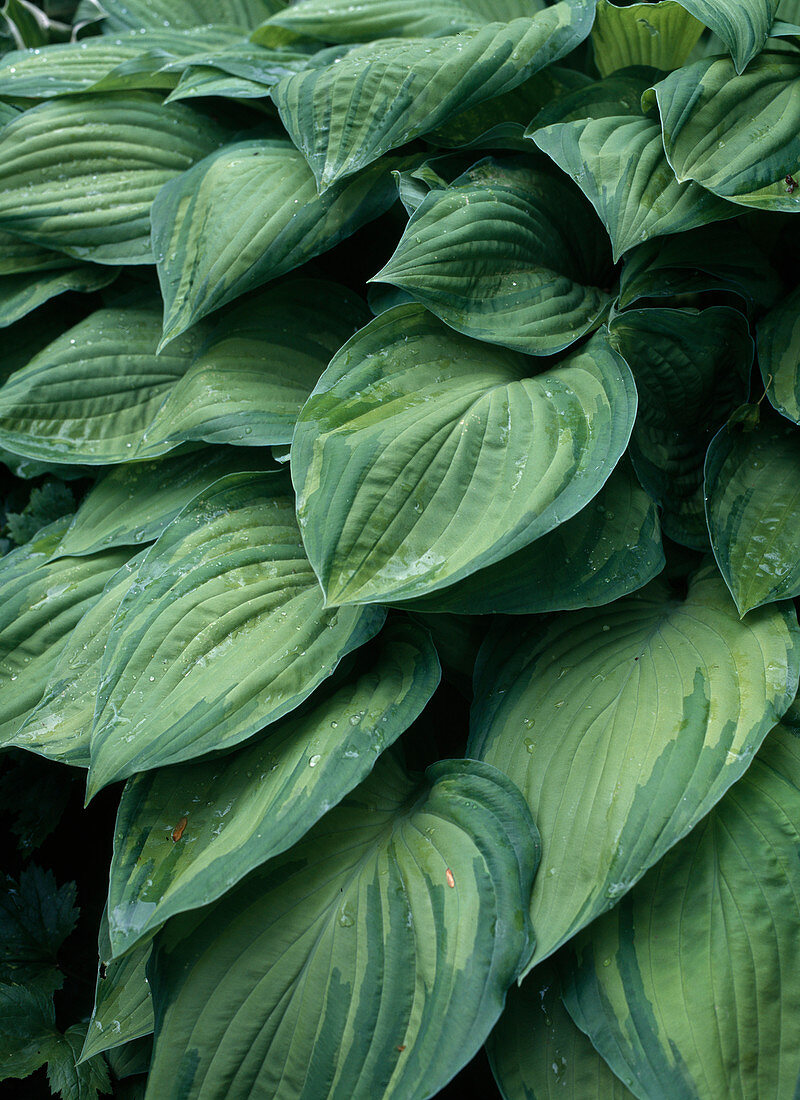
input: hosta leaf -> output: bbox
[81,918,153,1063]
[263,0,548,42]
[674,0,780,72]
[292,308,636,606]
[271,1,597,190]
[705,405,800,614]
[0,233,78,277]
[591,0,703,78]
[372,158,614,356]
[532,66,659,127]
[87,471,385,796]
[10,553,145,768]
[757,283,800,422]
[645,54,800,212]
[618,222,782,309]
[145,753,539,1100]
[151,139,396,345]
[0,265,116,328]
[164,66,273,100]
[397,460,664,615]
[530,108,735,263]
[78,0,278,33]
[469,563,800,970]
[56,449,275,559]
[0,302,207,465]
[107,617,440,955]
[0,28,246,98]
[141,281,369,449]
[0,534,130,749]
[487,958,636,1099]
[561,704,800,1099]
[609,306,753,548]
[0,93,226,264]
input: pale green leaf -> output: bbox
[0,302,208,465]
[0,265,117,328]
[145,754,539,1099]
[107,617,440,955]
[372,158,614,356]
[87,471,385,796]
[141,281,369,449]
[487,958,637,1099]
[292,307,637,606]
[396,460,664,615]
[0,232,77,277]
[271,1,597,190]
[706,404,800,615]
[592,0,703,77]
[561,704,800,1099]
[646,53,800,212]
[151,139,397,345]
[674,0,780,72]
[0,531,130,750]
[469,563,800,970]
[0,93,226,264]
[10,553,146,768]
[261,0,548,43]
[78,0,279,33]
[609,305,753,548]
[80,918,153,1064]
[757,283,800,422]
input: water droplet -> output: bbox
[309,754,321,767]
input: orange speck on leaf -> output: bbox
[171,816,188,842]
[445,868,455,888]
[397,1046,406,1052]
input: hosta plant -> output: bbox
[1,0,800,1097]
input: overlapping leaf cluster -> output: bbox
[1,0,800,1096]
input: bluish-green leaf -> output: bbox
[469,564,800,970]
[705,404,800,614]
[271,1,597,190]
[151,139,397,345]
[145,754,539,1100]
[673,0,780,72]
[561,703,800,1099]
[757,283,800,422]
[87,471,385,796]
[0,265,116,328]
[609,305,753,548]
[292,307,636,606]
[372,158,614,356]
[77,0,279,33]
[591,0,703,77]
[106,617,440,955]
[0,93,226,264]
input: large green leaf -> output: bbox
[757,283,800,422]
[0,232,76,277]
[106,617,440,955]
[674,0,780,72]
[56,448,275,559]
[145,753,539,1100]
[0,93,226,264]
[0,301,207,465]
[397,460,664,615]
[80,917,153,1064]
[487,958,637,1099]
[530,98,735,262]
[372,158,614,356]
[591,0,703,77]
[609,306,753,548]
[271,1,597,190]
[9,553,145,768]
[560,703,800,1099]
[151,139,396,345]
[87,471,385,796]
[0,264,116,328]
[468,563,800,970]
[618,222,782,309]
[0,28,246,98]
[645,54,800,212]
[262,0,548,42]
[0,530,130,749]
[141,281,369,449]
[78,0,278,32]
[705,405,800,615]
[292,307,636,606]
